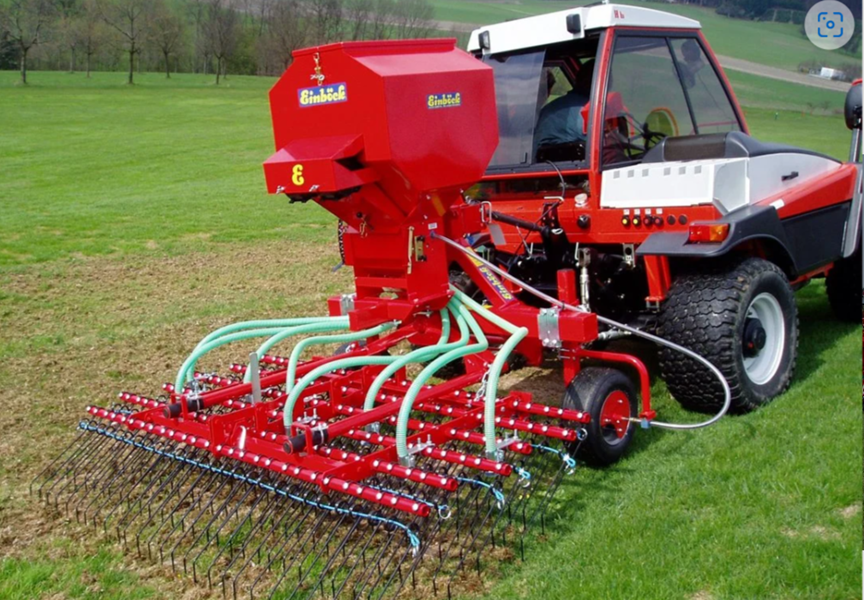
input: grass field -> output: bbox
[430,0,860,72]
[0,70,860,599]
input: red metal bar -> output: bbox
[578,348,654,419]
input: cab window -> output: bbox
[482,37,600,171]
[602,36,695,166]
[669,38,741,134]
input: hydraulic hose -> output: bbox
[282,321,399,392]
[179,316,348,389]
[176,327,300,392]
[194,317,345,351]
[282,322,399,429]
[243,321,353,383]
[395,299,488,462]
[361,306,456,412]
[432,232,732,431]
[452,289,528,457]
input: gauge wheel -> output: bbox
[563,367,637,467]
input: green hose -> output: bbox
[281,322,399,429]
[362,304,463,412]
[194,317,345,351]
[452,288,527,458]
[395,299,488,461]
[243,321,352,383]
[177,316,348,391]
[283,321,399,391]
[176,327,297,392]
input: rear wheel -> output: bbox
[562,367,637,467]
[658,257,798,413]
[826,249,861,322]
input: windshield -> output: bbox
[482,38,600,170]
[483,49,546,168]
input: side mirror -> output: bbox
[845,80,861,130]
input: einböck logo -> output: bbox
[428,92,462,109]
[298,83,348,107]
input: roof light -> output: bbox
[566,13,582,35]
[688,223,730,243]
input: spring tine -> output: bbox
[71,431,147,523]
[40,425,113,507]
[169,469,236,572]
[272,510,352,600]
[329,518,388,599]
[191,477,262,583]
[84,434,175,527]
[157,464,227,563]
[132,450,213,556]
[182,470,251,579]
[227,481,321,595]
[102,440,187,536]
[30,427,91,496]
[248,502,331,598]
[210,488,282,589]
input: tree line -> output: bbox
[0,0,440,84]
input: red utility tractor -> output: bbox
[36,5,862,599]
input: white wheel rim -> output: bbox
[742,292,785,385]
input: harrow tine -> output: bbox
[38,424,112,507]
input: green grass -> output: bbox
[0,546,154,600]
[0,69,849,268]
[431,0,860,72]
[482,281,861,600]
[0,70,859,599]
[727,70,846,114]
[0,70,318,266]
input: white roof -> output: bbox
[467,4,701,55]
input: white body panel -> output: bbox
[601,153,841,214]
[600,159,748,212]
[467,4,701,56]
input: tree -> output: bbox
[203,0,238,84]
[75,0,107,77]
[391,0,433,39]
[0,0,55,84]
[345,0,372,41]
[55,0,81,72]
[368,0,393,40]
[262,0,305,72]
[0,27,18,69]
[148,0,184,78]
[99,0,150,84]
[308,0,342,44]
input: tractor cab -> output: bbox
[468,4,746,180]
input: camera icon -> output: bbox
[817,11,844,38]
[806,1,854,50]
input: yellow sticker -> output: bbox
[292,164,305,187]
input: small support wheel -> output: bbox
[562,367,637,467]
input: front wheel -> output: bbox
[658,257,799,413]
[562,367,637,467]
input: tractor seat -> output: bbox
[642,131,837,163]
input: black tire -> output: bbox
[826,249,861,322]
[562,367,637,467]
[657,257,798,414]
